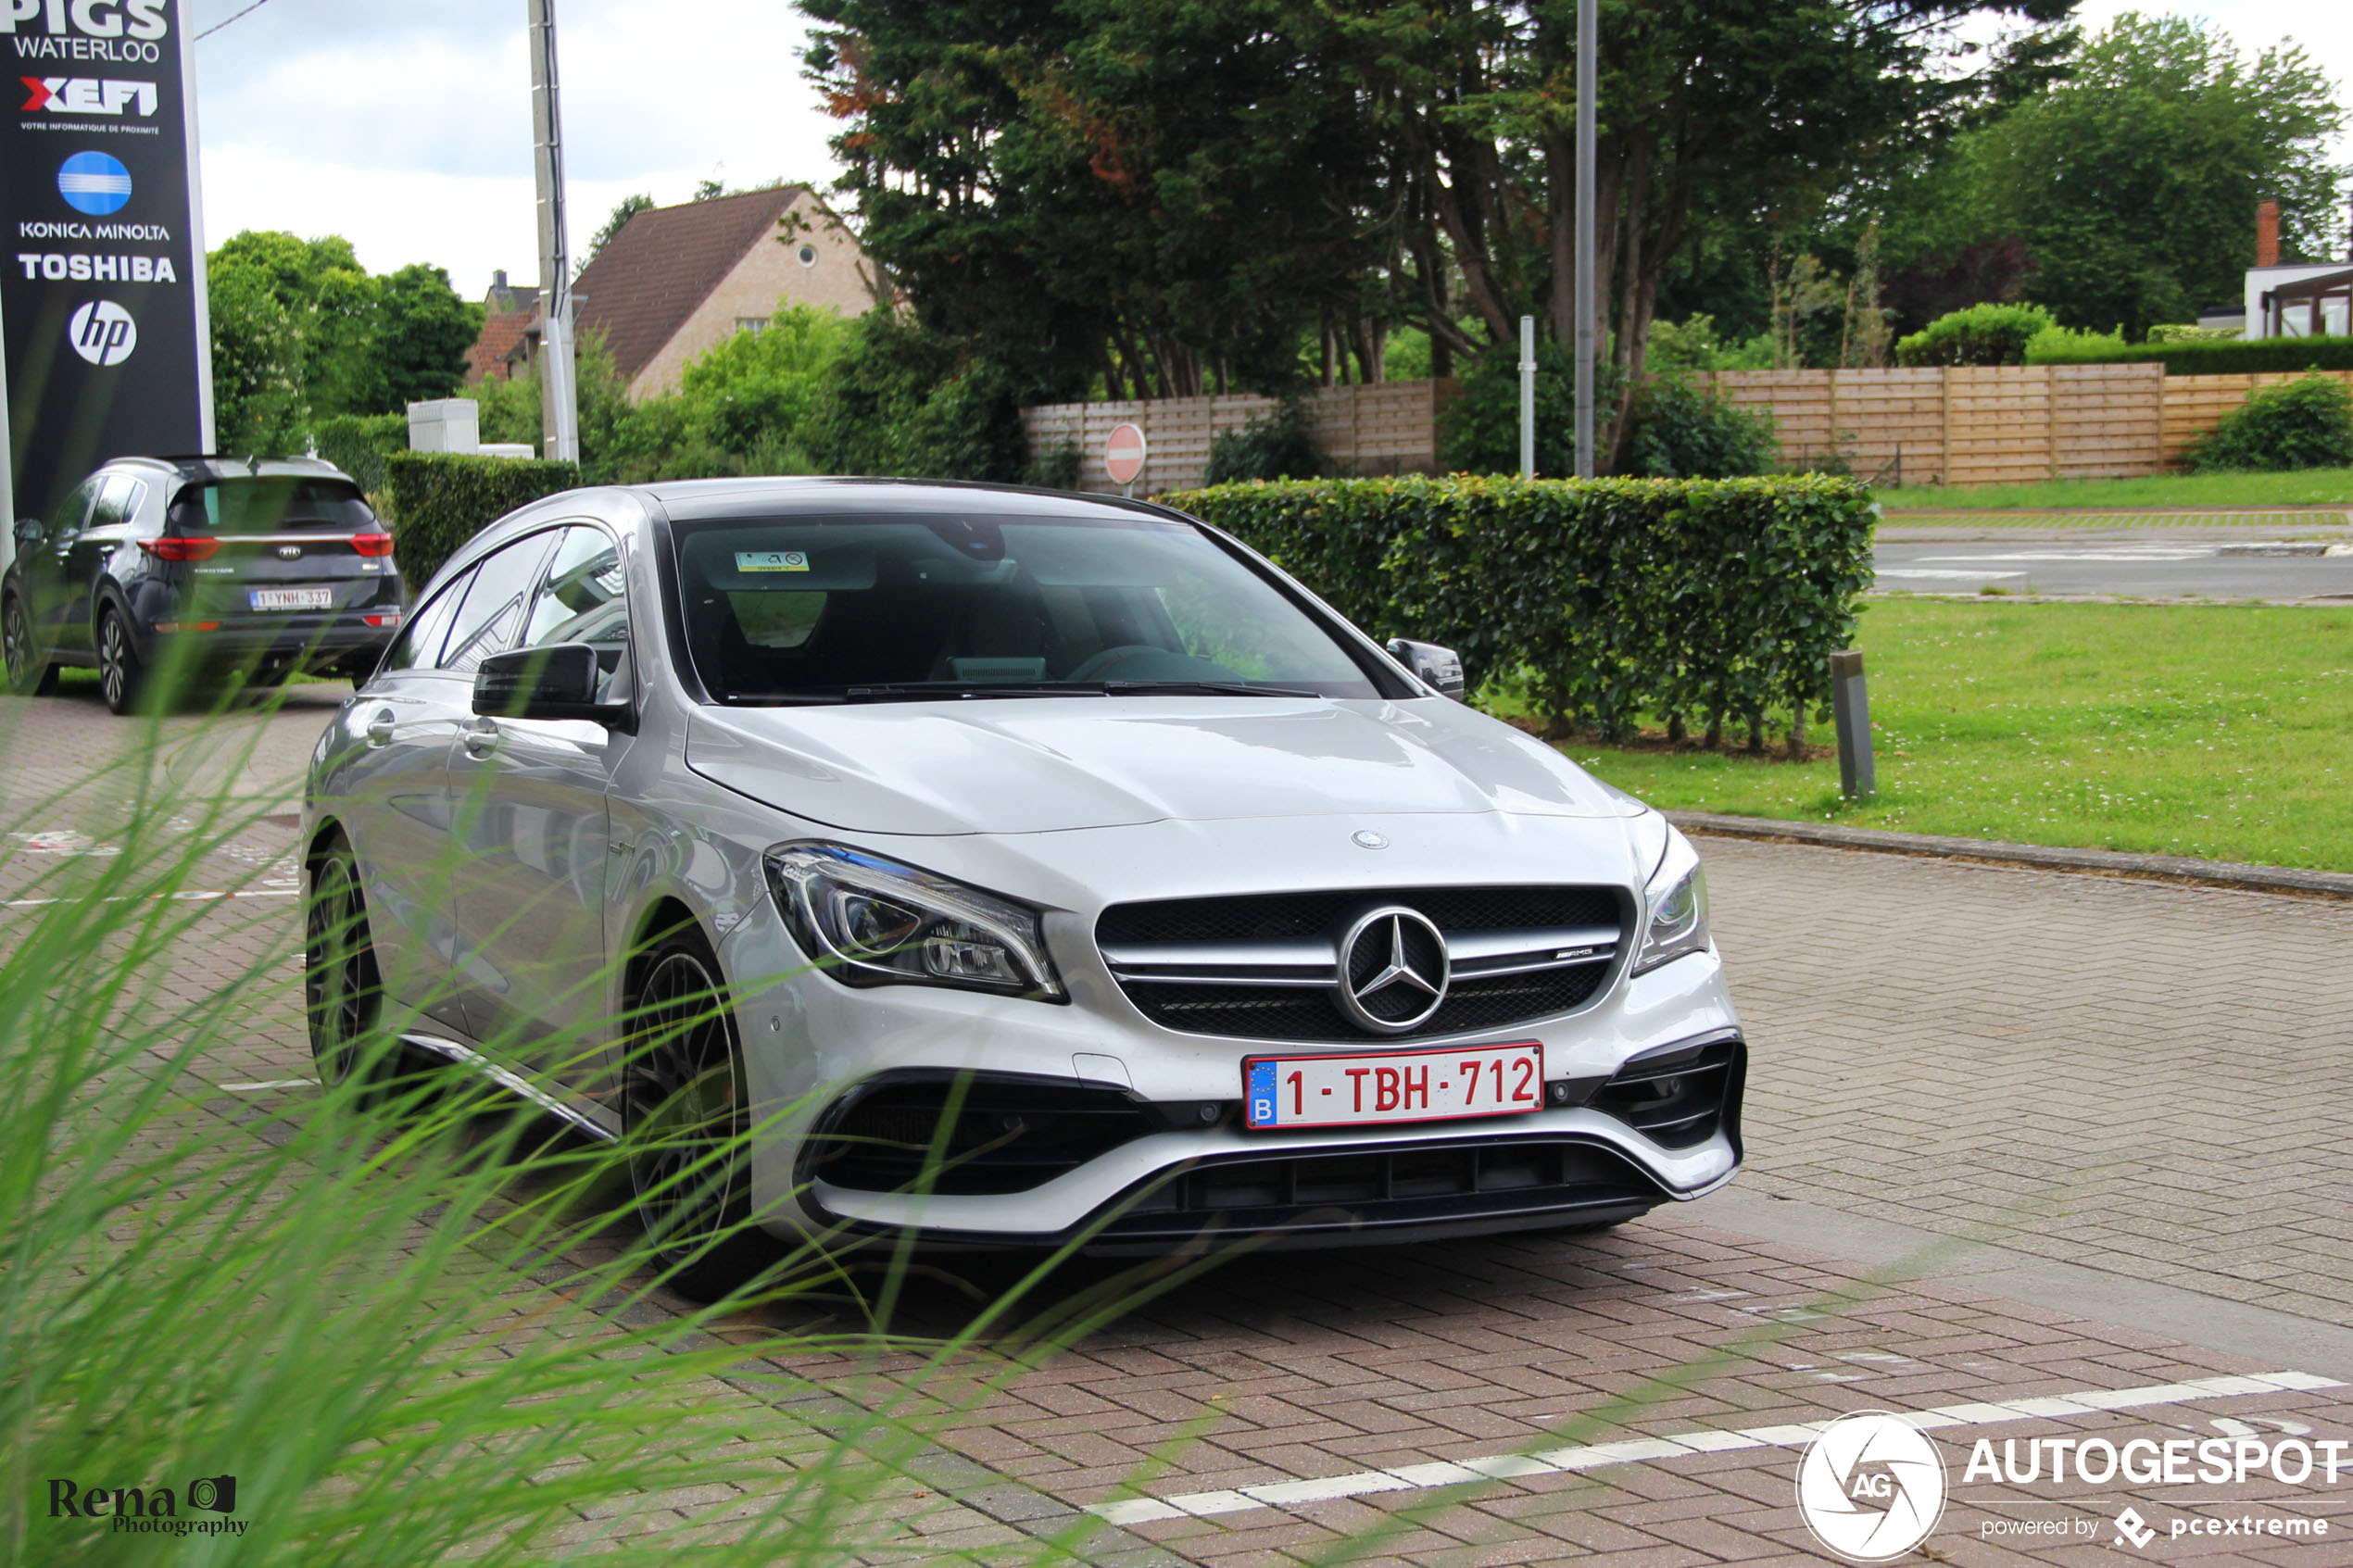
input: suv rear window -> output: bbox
[168,478,376,534]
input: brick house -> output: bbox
[464,185,879,398]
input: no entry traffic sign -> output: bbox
[1104,423,1148,487]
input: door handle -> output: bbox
[461,719,499,757]
[364,709,396,746]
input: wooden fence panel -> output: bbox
[2161,370,2353,466]
[1025,381,1456,495]
[1027,363,2335,493]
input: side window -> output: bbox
[49,479,100,540]
[440,533,559,676]
[91,476,145,529]
[519,525,629,696]
[376,567,475,677]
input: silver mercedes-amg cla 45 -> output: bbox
[303,479,1743,1271]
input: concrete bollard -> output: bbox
[1831,649,1874,798]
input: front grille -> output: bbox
[802,1073,1158,1196]
[1098,884,1625,1042]
[1096,1136,1661,1242]
[1591,1040,1744,1149]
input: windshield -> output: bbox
[668,512,1384,703]
[168,478,376,535]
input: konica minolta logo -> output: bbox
[44,1473,247,1538]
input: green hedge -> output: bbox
[384,451,581,591]
[2025,336,2353,374]
[1169,474,1875,741]
[1894,303,2055,367]
[311,412,408,495]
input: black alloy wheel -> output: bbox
[97,605,145,715]
[3,594,58,696]
[621,930,772,1298]
[305,842,389,1091]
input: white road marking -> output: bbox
[219,1079,319,1093]
[1085,1370,2345,1525]
[1,889,298,909]
[1916,550,2214,562]
[1874,569,2032,582]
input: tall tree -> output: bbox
[1327,0,2074,458]
[205,232,482,435]
[803,0,1398,399]
[1887,15,2347,338]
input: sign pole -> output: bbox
[1573,0,1596,479]
[528,0,579,464]
[1517,315,1535,478]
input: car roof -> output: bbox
[637,476,1189,526]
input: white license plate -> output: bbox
[1244,1041,1544,1130]
[249,587,333,612]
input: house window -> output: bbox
[734,318,766,335]
[796,245,819,268]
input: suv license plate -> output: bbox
[1244,1042,1543,1130]
[250,587,333,611]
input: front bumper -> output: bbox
[719,887,1744,1251]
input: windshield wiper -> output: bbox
[725,680,1322,705]
[1101,680,1323,698]
[839,684,1107,702]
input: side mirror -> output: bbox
[472,642,635,731]
[13,519,41,547]
[1386,637,1466,700]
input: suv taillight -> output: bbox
[139,537,220,562]
[351,533,395,558]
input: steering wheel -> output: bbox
[1064,644,1167,682]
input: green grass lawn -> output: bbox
[1553,598,2353,871]
[1874,468,2353,514]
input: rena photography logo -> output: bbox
[67,298,136,366]
[1796,1411,1949,1563]
[44,1472,246,1537]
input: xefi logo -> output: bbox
[19,76,157,116]
[57,151,132,216]
[46,1473,247,1537]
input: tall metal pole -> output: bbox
[528,0,579,464]
[1518,315,1536,477]
[1572,0,1596,479]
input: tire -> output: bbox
[96,604,145,715]
[304,840,396,1096]
[621,926,774,1299]
[2,593,58,696]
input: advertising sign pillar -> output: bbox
[0,0,211,572]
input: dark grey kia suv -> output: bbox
[3,456,408,712]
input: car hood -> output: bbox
[684,697,1642,836]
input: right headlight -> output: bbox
[763,843,1063,1000]
[1632,825,1711,974]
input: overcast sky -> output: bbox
[187,0,2349,301]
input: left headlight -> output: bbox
[1632,825,1711,974]
[763,842,1063,1000]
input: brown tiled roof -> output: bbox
[573,185,805,383]
[466,306,538,383]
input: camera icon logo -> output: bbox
[187,1475,237,1514]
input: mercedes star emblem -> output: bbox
[1335,905,1449,1034]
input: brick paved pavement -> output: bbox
[9,686,2353,1565]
